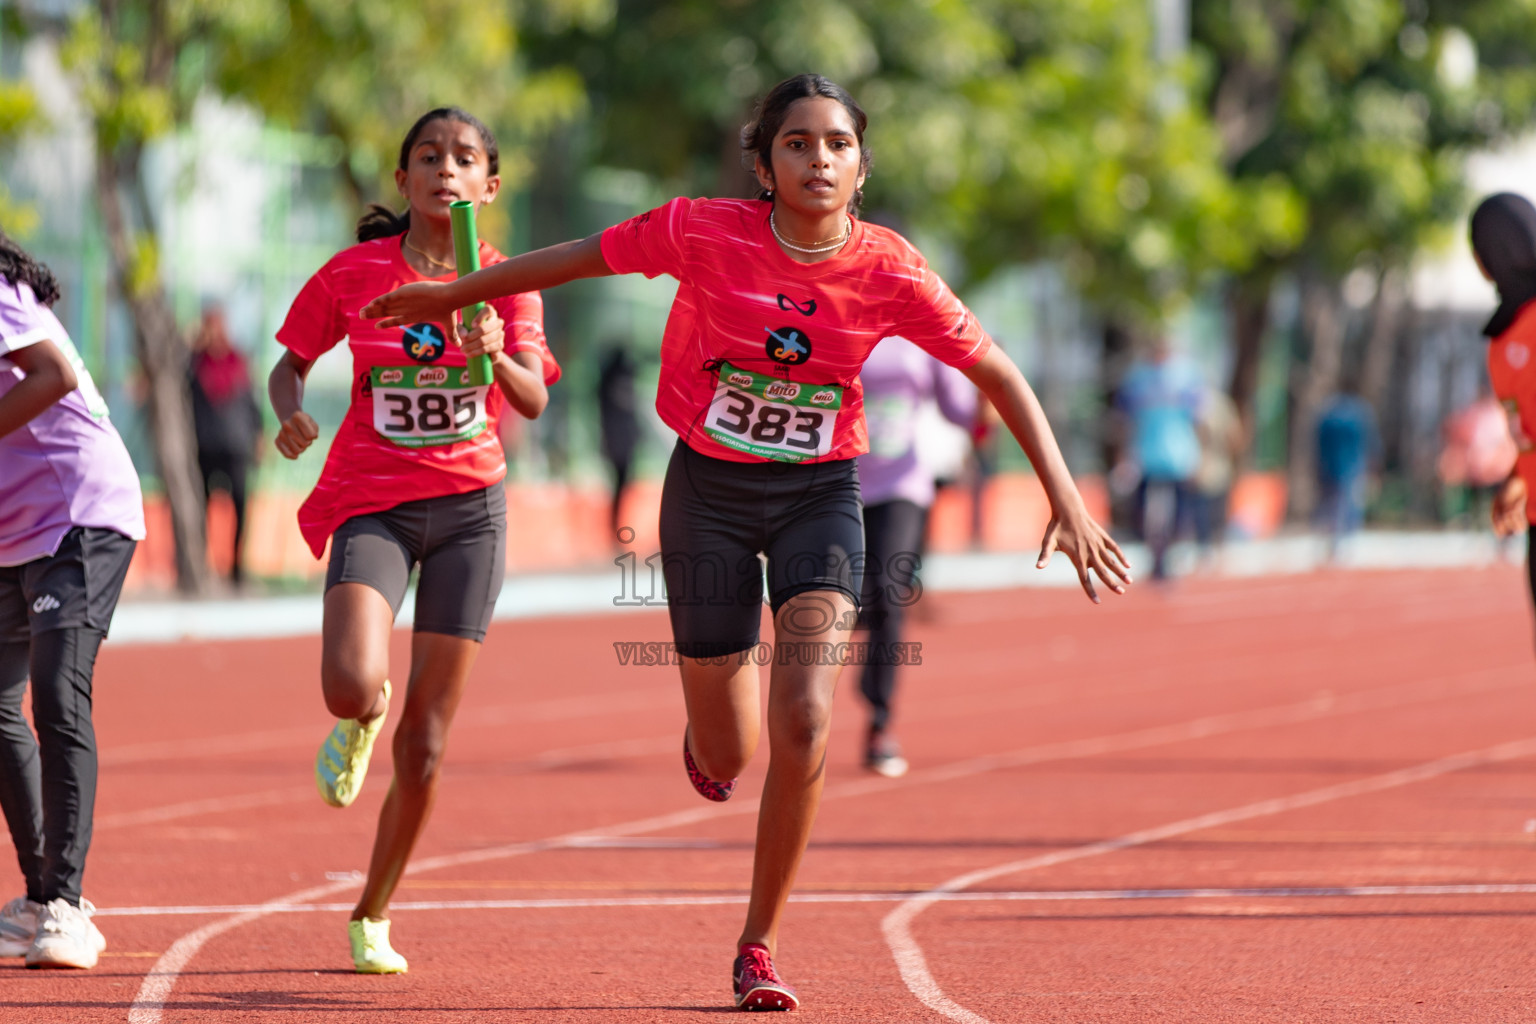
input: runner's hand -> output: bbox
[1492,475,1528,537]
[455,307,505,362]
[362,281,457,329]
[275,410,319,460]
[1038,507,1132,604]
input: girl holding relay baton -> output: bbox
[269,107,560,974]
[365,75,1129,1010]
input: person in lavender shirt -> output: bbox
[855,335,977,776]
[0,230,143,969]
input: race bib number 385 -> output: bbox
[371,366,490,448]
[704,361,841,462]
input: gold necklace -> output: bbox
[403,235,455,271]
[770,211,851,254]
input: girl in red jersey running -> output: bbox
[365,75,1129,1009]
[269,107,560,974]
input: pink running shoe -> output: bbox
[733,943,798,1011]
[683,730,736,802]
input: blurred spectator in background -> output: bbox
[1440,391,1519,526]
[596,345,639,538]
[1191,385,1245,565]
[189,304,260,586]
[1115,338,1204,580]
[966,397,1001,548]
[1315,386,1380,560]
[856,336,977,777]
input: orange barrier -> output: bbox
[123,471,1287,593]
[1227,471,1288,540]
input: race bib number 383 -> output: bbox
[704,361,841,462]
[371,366,490,448]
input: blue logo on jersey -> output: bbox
[403,323,446,363]
[765,326,812,365]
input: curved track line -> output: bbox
[881,734,1536,1024]
[125,664,1524,1022]
[126,879,354,1024]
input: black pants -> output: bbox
[198,449,249,583]
[0,527,135,905]
[858,500,927,732]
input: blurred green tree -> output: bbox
[0,74,42,235]
[534,0,1296,315]
[1191,0,1536,513]
[18,0,594,591]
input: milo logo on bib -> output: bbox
[704,360,841,463]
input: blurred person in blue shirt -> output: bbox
[1315,387,1380,559]
[1116,338,1204,580]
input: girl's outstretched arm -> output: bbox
[363,234,613,328]
[962,345,1132,603]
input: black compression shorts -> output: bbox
[658,440,864,660]
[325,485,507,641]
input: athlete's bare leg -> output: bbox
[352,631,480,921]
[320,583,394,723]
[679,655,760,783]
[679,589,853,955]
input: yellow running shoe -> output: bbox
[315,680,390,808]
[348,917,408,974]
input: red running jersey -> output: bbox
[600,197,991,463]
[277,234,560,557]
[1487,300,1536,524]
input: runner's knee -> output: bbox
[391,723,446,791]
[320,661,386,720]
[770,692,833,759]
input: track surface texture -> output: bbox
[4,567,1536,1022]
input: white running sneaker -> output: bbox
[80,898,107,954]
[0,897,42,957]
[26,898,102,969]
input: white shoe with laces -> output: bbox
[25,898,105,969]
[0,896,42,957]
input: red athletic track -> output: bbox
[4,567,1536,1023]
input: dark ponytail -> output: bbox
[356,204,410,243]
[354,106,502,243]
[741,74,872,216]
[0,229,60,307]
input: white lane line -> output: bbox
[125,664,1525,1023]
[96,787,315,829]
[99,738,682,832]
[881,734,1536,1024]
[95,882,1536,918]
[102,690,673,767]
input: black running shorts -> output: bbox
[325,485,507,641]
[0,527,137,640]
[658,440,864,659]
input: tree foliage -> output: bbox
[530,0,1303,326]
[0,75,43,235]
[1197,0,1536,274]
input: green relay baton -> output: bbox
[449,200,494,387]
